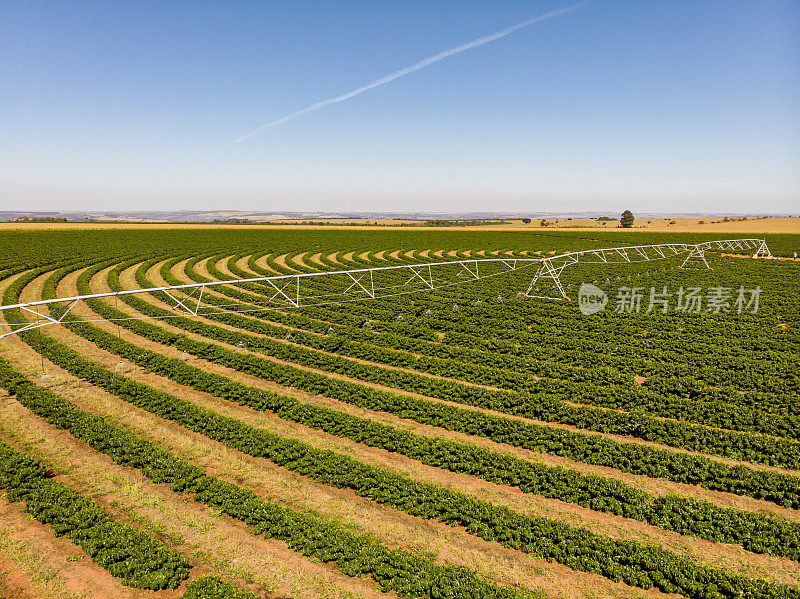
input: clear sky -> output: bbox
[1,0,798,214]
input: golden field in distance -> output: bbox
[1,215,798,232]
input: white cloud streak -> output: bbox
[235,2,590,142]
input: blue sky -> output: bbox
[1,0,798,214]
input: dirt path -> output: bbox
[210,255,240,279]
[720,253,800,262]
[190,256,217,281]
[234,254,260,277]
[253,252,282,275]
[291,251,314,271]
[308,252,326,267]
[270,253,297,274]
[0,497,146,599]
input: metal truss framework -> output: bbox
[526,238,771,299]
[0,238,772,338]
[0,258,537,339]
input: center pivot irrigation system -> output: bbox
[525,238,771,299]
[0,238,772,340]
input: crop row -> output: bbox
[177,253,797,435]
[0,354,533,599]
[50,261,800,510]
[226,251,797,394]
[161,259,800,441]
[309,276,796,394]
[196,255,634,386]
[170,254,800,420]
[126,259,800,470]
[211,246,782,378]
[35,290,800,565]
[182,576,261,599]
[0,436,189,589]
[33,262,800,558]
[4,329,796,599]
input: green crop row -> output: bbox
[175,252,800,425]
[181,576,260,599]
[153,260,800,469]
[35,289,800,566]
[162,258,800,442]
[56,261,800,510]
[229,252,796,394]
[0,357,534,599]
[125,258,800,471]
[31,262,800,562]
[0,438,189,589]
[3,332,795,599]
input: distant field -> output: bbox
[2,215,799,232]
[0,228,798,599]
[483,215,800,232]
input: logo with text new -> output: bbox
[578,283,607,315]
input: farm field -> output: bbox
[0,228,798,599]
[2,215,800,232]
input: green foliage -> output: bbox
[620,210,634,228]
[1,354,795,598]
[0,364,532,599]
[73,262,800,508]
[182,576,259,599]
[2,228,800,599]
[12,216,68,223]
[0,440,188,590]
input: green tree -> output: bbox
[620,210,634,228]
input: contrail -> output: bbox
[235,2,590,142]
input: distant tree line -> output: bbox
[423,219,512,227]
[13,216,68,223]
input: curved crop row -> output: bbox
[163,261,800,441]
[1,343,795,599]
[0,438,189,589]
[0,357,533,599]
[157,260,800,464]
[26,262,800,561]
[54,260,800,510]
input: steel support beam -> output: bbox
[680,246,711,269]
